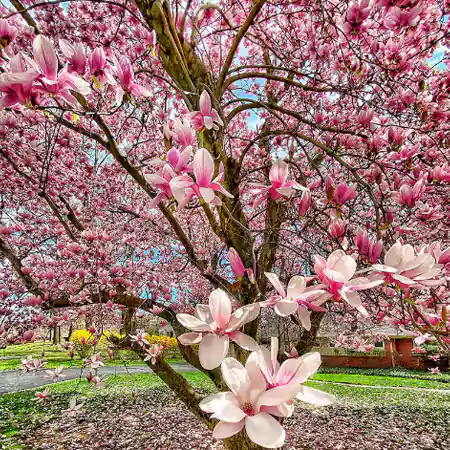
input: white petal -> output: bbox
[199,334,229,370]
[245,413,285,449]
[274,300,298,317]
[294,352,321,383]
[177,332,203,345]
[199,392,238,413]
[286,276,306,300]
[212,402,247,423]
[212,420,244,439]
[221,357,251,396]
[176,313,211,332]
[230,331,259,351]
[297,305,311,330]
[296,385,335,406]
[257,384,301,407]
[209,289,232,329]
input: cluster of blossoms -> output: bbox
[198,338,334,448]
[0,34,150,108]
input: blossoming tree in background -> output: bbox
[0,0,449,448]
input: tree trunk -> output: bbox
[224,433,266,450]
[52,325,58,345]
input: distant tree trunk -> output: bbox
[66,323,73,341]
[52,325,58,345]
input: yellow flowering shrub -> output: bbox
[69,329,94,358]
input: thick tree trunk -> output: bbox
[224,433,266,450]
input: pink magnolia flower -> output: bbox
[0,19,18,49]
[59,39,87,76]
[45,366,65,381]
[415,202,444,221]
[250,159,306,208]
[172,118,194,148]
[258,338,334,406]
[88,47,114,86]
[189,90,224,130]
[314,250,383,315]
[263,273,325,329]
[86,353,104,370]
[394,179,426,208]
[384,6,423,30]
[170,148,233,206]
[144,343,164,364]
[177,288,260,369]
[150,305,165,315]
[372,241,445,288]
[88,374,105,389]
[357,108,375,128]
[166,146,192,173]
[429,367,440,375]
[130,330,150,346]
[32,35,91,104]
[34,387,49,400]
[228,247,245,279]
[329,219,346,239]
[21,356,46,372]
[354,229,383,264]
[0,53,40,108]
[333,182,357,206]
[342,0,371,36]
[298,189,312,216]
[113,55,151,105]
[146,164,177,209]
[421,242,450,265]
[199,356,297,448]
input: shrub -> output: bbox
[69,329,95,358]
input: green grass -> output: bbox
[318,366,450,382]
[2,370,450,450]
[0,342,185,372]
[311,372,450,389]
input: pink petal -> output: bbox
[297,305,311,330]
[199,90,211,115]
[286,276,306,300]
[221,357,251,396]
[229,331,259,351]
[274,300,298,317]
[269,159,288,188]
[193,148,214,187]
[199,186,215,203]
[199,334,229,370]
[212,420,244,439]
[199,392,238,413]
[277,358,303,386]
[212,402,247,423]
[257,384,302,407]
[385,241,403,268]
[176,313,211,332]
[209,288,232,329]
[194,304,213,324]
[294,352,321,383]
[296,385,335,406]
[245,412,285,449]
[265,272,286,298]
[33,35,58,81]
[177,332,203,345]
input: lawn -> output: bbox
[0,342,184,372]
[1,371,449,449]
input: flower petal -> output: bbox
[213,420,245,439]
[209,289,232,329]
[257,384,301,407]
[245,412,285,449]
[296,385,335,406]
[265,272,286,298]
[212,402,247,423]
[33,35,58,80]
[221,357,251,396]
[286,276,306,300]
[294,352,321,383]
[274,300,298,317]
[229,331,259,351]
[200,392,238,413]
[199,334,229,370]
[177,332,203,345]
[176,313,211,332]
[193,148,214,187]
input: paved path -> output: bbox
[0,364,195,394]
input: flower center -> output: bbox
[242,401,255,416]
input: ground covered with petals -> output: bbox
[1,373,449,450]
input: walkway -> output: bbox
[0,363,195,394]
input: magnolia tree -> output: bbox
[0,0,450,448]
